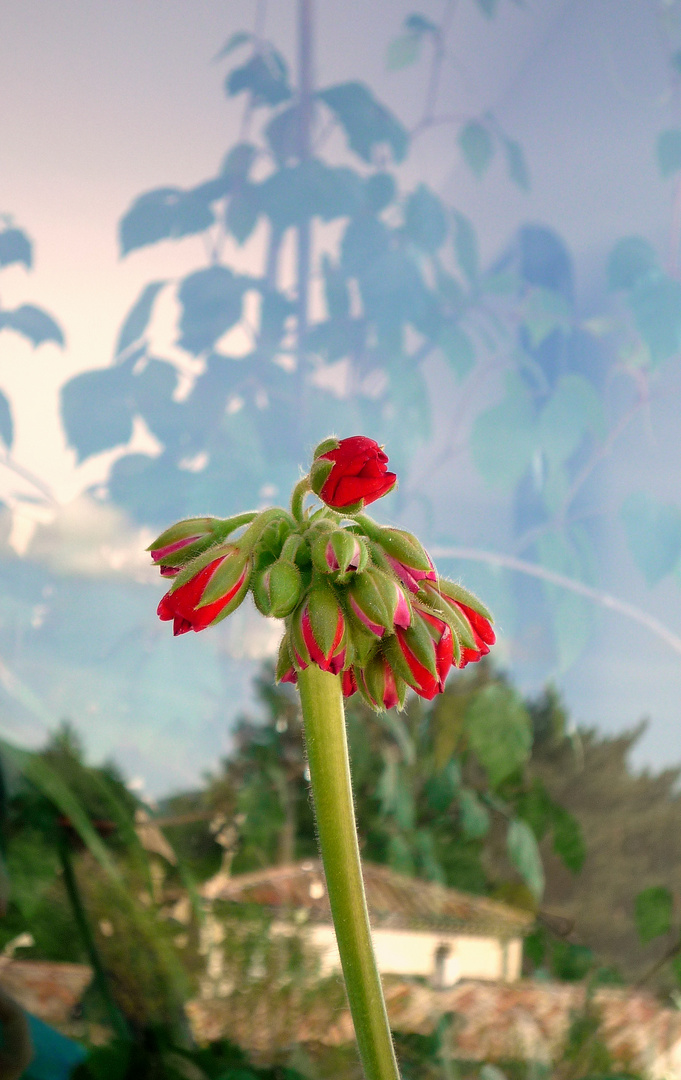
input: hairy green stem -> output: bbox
[297,665,400,1080]
[291,477,311,523]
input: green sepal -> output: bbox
[343,610,379,667]
[198,549,251,607]
[307,579,344,657]
[370,567,403,623]
[170,542,237,591]
[147,516,219,553]
[312,437,340,459]
[332,531,367,575]
[347,569,391,629]
[254,516,294,564]
[383,634,419,685]
[309,457,334,497]
[289,606,311,669]
[206,573,251,626]
[239,508,294,554]
[373,527,432,573]
[416,599,463,664]
[419,583,477,650]
[275,633,295,682]
[435,577,494,622]
[399,613,439,677]
[361,653,407,713]
[253,559,303,618]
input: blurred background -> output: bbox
[2,1,681,1075]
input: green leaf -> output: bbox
[265,104,301,165]
[424,760,461,812]
[119,188,214,255]
[226,183,261,244]
[657,129,681,178]
[61,362,134,461]
[458,788,490,839]
[404,183,447,252]
[538,374,603,469]
[365,172,397,213]
[629,275,681,366]
[458,121,494,179]
[404,14,439,34]
[0,304,64,347]
[507,819,544,901]
[177,266,245,354]
[470,372,536,490]
[523,286,572,348]
[0,226,32,269]
[318,82,409,164]
[503,138,530,191]
[634,885,673,943]
[452,211,478,283]
[213,30,252,61]
[465,684,532,788]
[621,492,681,586]
[220,142,258,181]
[606,236,659,291]
[115,281,166,358]
[0,389,12,448]
[386,33,421,70]
[226,51,291,107]
[552,806,586,873]
[438,324,475,378]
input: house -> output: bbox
[200,858,533,987]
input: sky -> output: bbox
[1,0,680,792]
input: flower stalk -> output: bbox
[297,665,400,1080]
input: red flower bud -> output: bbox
[148,517,222,577]
[386,553,437,595]
[310,436,397,510]
[342,668,358,697]
[358,653,405,712]
[426,579,496,667]
[389,606,454,700]
[291,584,346,674]
[157,546,250,635]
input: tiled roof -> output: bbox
[201,859,533,937]
[188,978,681,1076]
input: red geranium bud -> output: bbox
[292,583,346,673]
[387,605,453,700]
[157,546,250,635]
[311,530,368,577]
[455,603,496,667]
[386,553,437,595]
[342,668,358,697]
[148,517,222,577]
[310,436,397,510]
[425,579,495,667]
[359,653,406,712]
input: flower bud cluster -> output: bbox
[149,436,495,710]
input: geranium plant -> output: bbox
[149,435,494,1080]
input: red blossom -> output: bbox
[157,551,249,636]
[318,436,396,509]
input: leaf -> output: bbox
[458,788,490,839]
[465,684,532,787]
[404,183,447,252]
[452,211,478,283]
[220,142,258,180]
[119,188,214,255]
[470,372,536,490]
[213,30,252,61]
[629,275,681,366]
[341,216,391,275]
[0,304,64,347]
[523,286,572,348]
[606,236,659,291]
[226,52,291,107]
[0,227,32,269]
[634,885,673,943]
[265,104,302,164]
[537,530,592,672]
[621,492,681,586]
[405,13,439,34]
[226,183,261,244]
[424,760,461,812]
[458,121,494,179]
[438,324,475,378]
[504,138,530,191]
[365,172,397,213]
[0,389,13,448]
[657,129,681,178]
[318,82,409,164]
[475,0,500,15]
[177,266,245,355]
[552,806,586,873]
[61,362,134,461]
[538,374,603,469]
[386,33,421,70]
[507,819,545,901]
[115,281,166,358]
